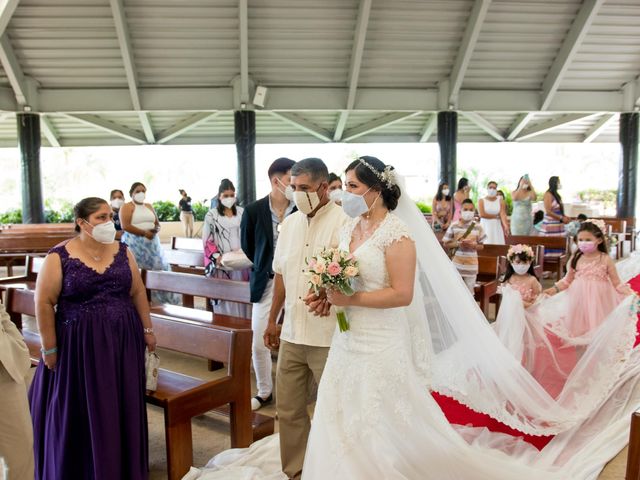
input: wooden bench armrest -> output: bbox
[159,376,238,425]
[0,274,29,284]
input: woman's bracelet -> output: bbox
[40,346,57,355]
[143,327,154,335]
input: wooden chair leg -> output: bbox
[229,399,253,448]
[626,412,640,480]
[164,417,194,480]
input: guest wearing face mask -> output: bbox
[109,189,125,240]
[452,177,471,222]
[120,182,176,303]
[478,181,509,244]
[203,179,250,318]
[327,172,344,206]
[443,199,486,293]
[178,189,194,238]
[432,182,453,232]
[29,197,155,480]
[511,175,536,235]
[241,158,297,411]
[263,158,348,480]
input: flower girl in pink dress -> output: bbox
[501,244,541,308]
[544,219,631,338]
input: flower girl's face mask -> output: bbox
[511,262,531,275]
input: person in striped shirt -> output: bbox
[443,198,486,293]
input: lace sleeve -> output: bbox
[374,214,413,249]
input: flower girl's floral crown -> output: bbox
[584,218,607,236]
[507,244,534,262]
[358,157,397,189]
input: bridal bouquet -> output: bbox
[306,248,359,332]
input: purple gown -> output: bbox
[29,242,148,480]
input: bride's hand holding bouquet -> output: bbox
[306,248,359,332]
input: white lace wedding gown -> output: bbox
[185,212,640,480]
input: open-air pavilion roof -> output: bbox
[0,0,637,147]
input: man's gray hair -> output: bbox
[290,157,329,183]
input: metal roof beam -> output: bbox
[333,0,372,141]
[32,87,629,114]
[270,112,333,142]
[0,0,19,37]
[239,0,249,105]
[0,33,30,106]
[516,113,599,141]
[342,112,421,142]
[109,0,154,143]
[506,113,535,141]
[460,111,504,141]
[64,114,147,144]
[540,0,604,111]
[583,113,616,143]
[157,112,219,144]
[418,114,437,143]
[449,0,491,106]
[41,114,60,147]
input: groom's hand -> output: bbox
[263,322,280,350]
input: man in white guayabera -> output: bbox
[263,158,348,480]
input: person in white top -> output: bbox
[263,158,348,480]
[478,180,510,244]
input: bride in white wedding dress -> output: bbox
[186,157,640,480]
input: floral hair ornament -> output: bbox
[507,244,534,262]
[585,218,607,236]
[357,157,397,189]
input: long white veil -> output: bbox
[393,175,640,440]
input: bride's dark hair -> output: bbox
[345,156,401,210]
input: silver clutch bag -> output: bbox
[145,348,160,392]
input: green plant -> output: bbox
[415,201,432,214]
[152,201,180,221]
[0,208,22,224]
[192,202,208,221]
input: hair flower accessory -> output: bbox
[358,158,397,188]
[585,218,607,236]
[507,244,534,262]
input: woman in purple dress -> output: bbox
[29,197,157,480]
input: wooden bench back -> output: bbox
[0,223,75,232]
[6,287,36,329]
[0,233,74,253]
[477,256,499,278]
[164,249,204,268]
[152,314,251,366]
[506,235,568,251]
[142,269,251,305]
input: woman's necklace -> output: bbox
[353,211,386,242]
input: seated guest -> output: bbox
[443,199,486,293]
[0,303,33,480]
[29,197,155,480]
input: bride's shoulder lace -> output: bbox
[372,213,413,249]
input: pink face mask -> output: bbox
[578,241,597,254]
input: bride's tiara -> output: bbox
[358,157,397,188]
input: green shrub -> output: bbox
[152,201,180,222]
[192,202,208,221]
[415,201,432,214]
[0,208,22,224]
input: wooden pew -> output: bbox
[627,411,640,480]
[5,287,274,480]
[506,235,569,280]
[0,232,75,254]
[143,269,251,324]
[474,256,499,318]
[165,236,204,275]
[0,256,44,302]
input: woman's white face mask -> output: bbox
[83,219,116,244]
